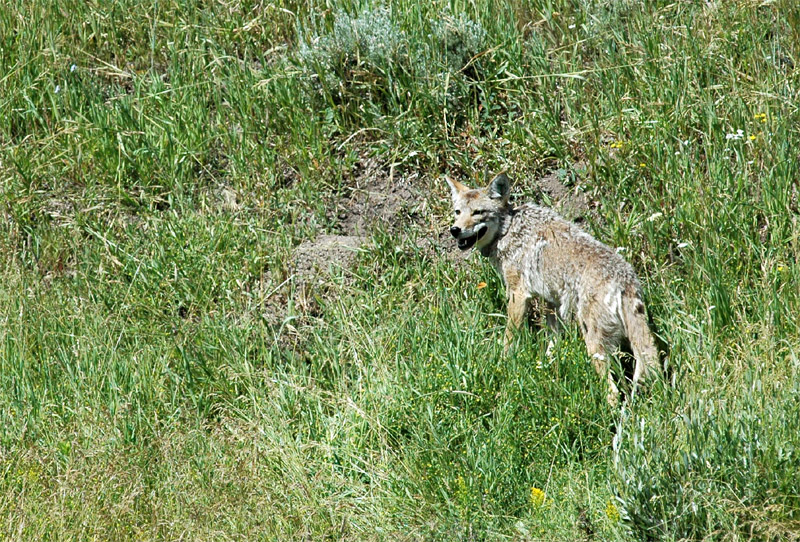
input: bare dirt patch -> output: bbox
[333,156,423,237]
[533,163,592,222]
[285,234,363,316]
[288,155,429,288]
[278,157,408,322]
[289,234,364,283]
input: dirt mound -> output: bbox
[290,234,364,282]
[534,164,591,222]
[289,156,427,288]
[279,156,423,323]
[284,234,364,317]
[334,157,423,236]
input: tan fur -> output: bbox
[446,173,660,406]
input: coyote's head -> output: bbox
[445,173,511,251]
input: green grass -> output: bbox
[2,0,800,540]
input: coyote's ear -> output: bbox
[444,176,468,197]
[488,173,510,200]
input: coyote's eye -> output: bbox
[455,210,461,216]
[472,209,486,216]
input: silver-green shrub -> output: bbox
[297,7,409,96]
[431,11,487,73]
[295,6,489,124]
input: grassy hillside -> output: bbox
[2,0,799,540]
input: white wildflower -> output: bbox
[725,129,744,140]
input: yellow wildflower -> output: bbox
[530,487,546,507]
[477,281,487,290]
[605,500,621,522]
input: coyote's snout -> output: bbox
[445,173,661,406]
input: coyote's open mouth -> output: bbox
[457,225,487,250]
[457,235,477,250]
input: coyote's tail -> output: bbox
[621,287,660,388]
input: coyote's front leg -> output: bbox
[503,267,531,352]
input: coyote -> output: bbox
[446,173,660,406]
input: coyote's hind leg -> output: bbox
[583,328,619,407]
